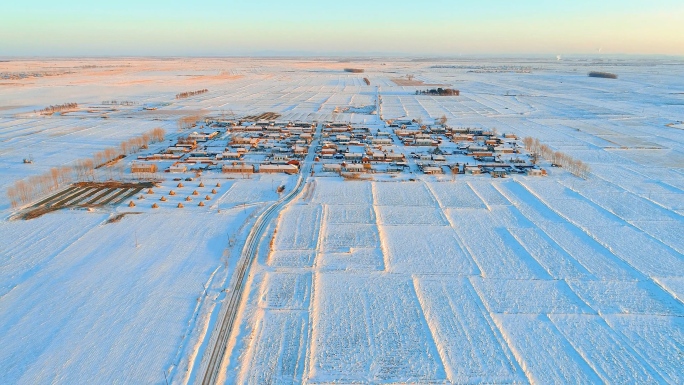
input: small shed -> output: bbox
[423,166,443,175]
[169,164,187,173]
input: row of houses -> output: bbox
[221,163,299,175]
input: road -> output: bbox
[198,123,322,385]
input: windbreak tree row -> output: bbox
[36,103,78,114]
[175,89,208,99]
[7,128,166,208]
[523,137,590,178]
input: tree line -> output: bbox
[416,88,460,96]
[177,115,204,130]
[176,89,208,99]
[36,103,78,114]
[523,137,590,178]
[102,100,137,105]
[7,128,166,208]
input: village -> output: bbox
[129,117,546,180]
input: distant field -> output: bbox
[0,57,682,384]
[391,77,447,86]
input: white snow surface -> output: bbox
[1,57,683,384]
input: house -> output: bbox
[423,166,443,174]
[131,163,158,173]
[169,164,187,173]
[464,165,481,175]
[414,138,437,146]
[371,138,392,145]
[167,146,189,154]
[223,152,243,160]
[222,163,254,173]
[490,168,509,178]
[471,151,493,157]
[371,151,385,161]
[453,134,472,141]
[272,154,289,162]
[344,163,365,172]
[386,153,404,162]
[322,164,342,172]
[258,164,299,174]
[527,168,546,176]
[395,129,421,137]
[494,146,514,154]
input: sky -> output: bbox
[1,0,683,57]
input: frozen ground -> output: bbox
[1,57,683,384]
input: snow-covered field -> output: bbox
[1,57,683,384]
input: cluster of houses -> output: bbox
[315,123,408,174]
[315,119,543,177]
[130,116,546,179]
[131,120,317,177]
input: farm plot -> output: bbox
[567,280,684,316]
[258,272,312,310]
[311,180,371,205]
[508,227,595,280]
[324,204,375,224]
[629,220,684,254]
[492,314,602,384]
[267,250,316,269]
[308,273,445,383]
[426,181,486,208]
[471,278,593,314]
[320,223,380,252]
[218,175,290,207]
[604,315,684,384]
[549,314,664,383]
[20,181,152,219]
[466,181,512,207]
[568,189,674,222]
[236,310,308,385]
[272,204,322,251]
[0,210,244,384]
[318,248,384,271]
[584,225,684,278]
[413,278,524,384]
[0,212,106,297]
[447,209,550,279]
[654,277,684,302]
[380,225,477,274]
[372,181,437,207]
[375,205,448,226]
[540,223,641,280]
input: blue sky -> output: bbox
[1,0,682,56]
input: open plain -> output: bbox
[1,57,683,384]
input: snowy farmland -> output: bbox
[1,57,683,384]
